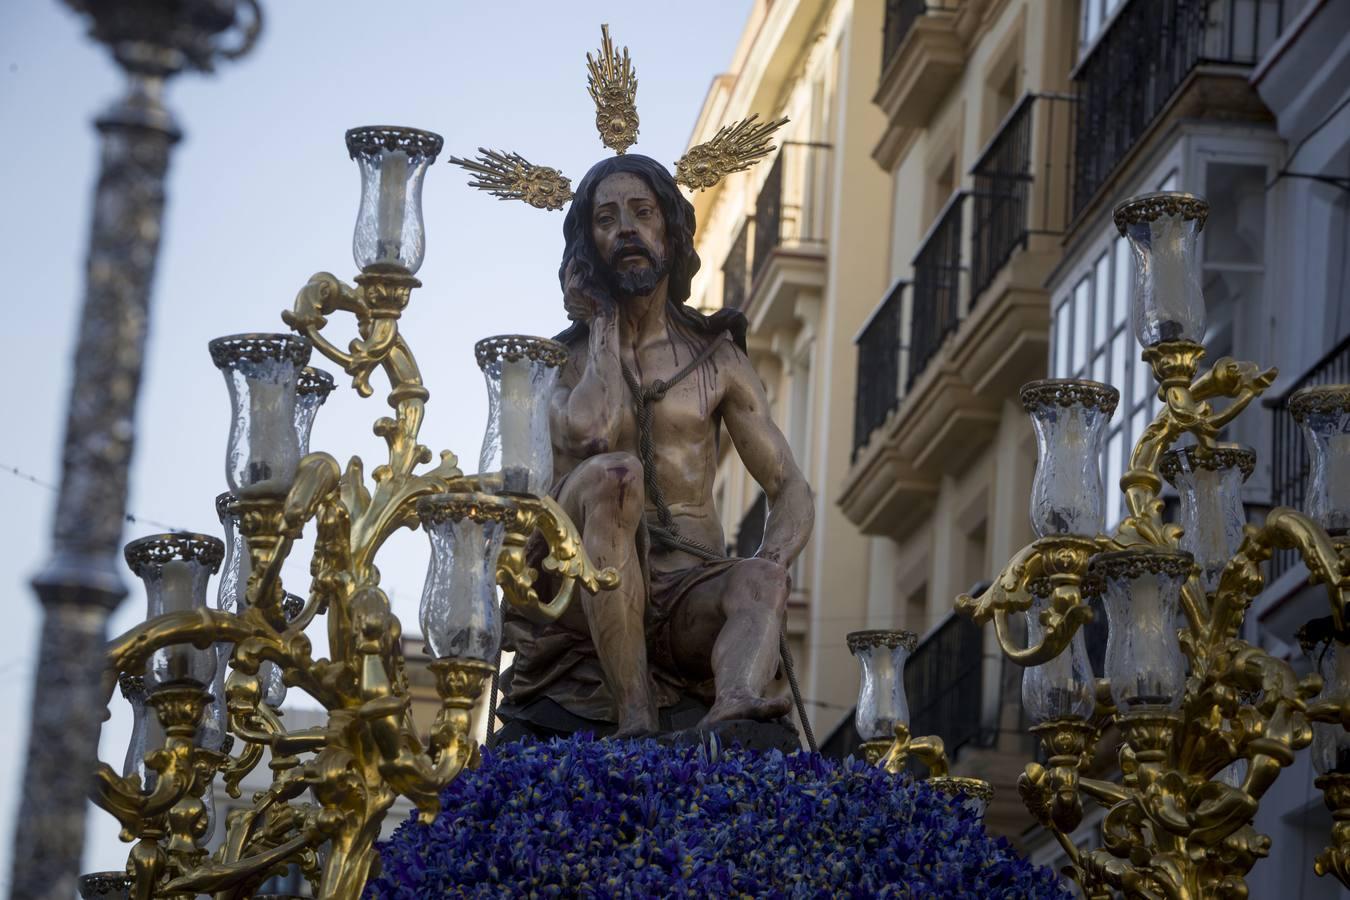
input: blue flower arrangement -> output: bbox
[367,734,1071,898]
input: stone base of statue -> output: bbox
[494,696,801,753]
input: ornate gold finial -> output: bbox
[675,114,790,191]
[446,149,573,211]
[587,24,639,154]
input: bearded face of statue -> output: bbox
[589,171,670,300]
[558,154,701,314]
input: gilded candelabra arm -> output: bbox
[1208,508,1349,644]
[1020,718,1102,836]
[961,536,1104,666]
[1120,347,1278,553]
[878,723,949,777]
[163,820,332,895]
[106,606,338,711]
[282,272,365,381]
[1186,356,1278,417]
[1313,773,1350,890]
[376,658,494,822]
[285,267,466,587]
[91,682,212,839]
[1077,776,1131,809]
[497,494,619,623]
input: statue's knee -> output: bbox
[581,452,644,516]
[729,558,790,614]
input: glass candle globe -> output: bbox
[205,491,246,754]
[210,334,311,499]
[1092,549,1193,710]
[475,336,569,495]
[1021,590,1096,723]
[125,533,225,690]
[847,629,917,742]
[1301,617,1350,775]
[1021,380,1119,537]
[1113,192,1209,347]
[346,125,443,274]
[416,495,508,661]
[77,872,133,900]
[1160,445,1254,593]
[1291,386,1350,535]
[118,673,163,790]
[294,366,336,456]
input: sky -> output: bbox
[0,0,752,882]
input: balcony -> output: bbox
[970,93,1074,304]
[906,611,985,762]
[1269,335,1350,581]
[721,218,751,311]
[740,141,831,332]
[907,192,966,389]
[873,1,963,168]
[851,281,905,461]
[1072,0,1285,221]
[841,94,1071,536]
[881,0,927,73]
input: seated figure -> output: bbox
[498,154,816,738]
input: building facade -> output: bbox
[691,0,1350,879]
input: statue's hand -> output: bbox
[563,262,613,323]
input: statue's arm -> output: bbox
[550,316,624,457]
[720,345,814,566]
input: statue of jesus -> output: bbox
[499,154,815,738]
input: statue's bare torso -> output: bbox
[553,323,738,564]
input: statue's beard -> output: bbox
[602,239,669,299]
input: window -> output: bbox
[1050,234,1152,528]
[1201,163,1267,366]
[1080,0,1126,52]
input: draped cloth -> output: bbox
[499,473,739,722]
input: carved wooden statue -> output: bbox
[450,26,812,740]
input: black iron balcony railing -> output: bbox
[1269,334,1350,581]
[751,141,832,285]
[1073,0,1286,219]
[734,491,768,559]
[907,611,985,760]
[852,281,906,460]
[882,0,927,73]
[969,93,1075,304]
[907,192,966,389]
[722,218,751,311]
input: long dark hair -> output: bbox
[554,154,746,351]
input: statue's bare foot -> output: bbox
[700,693,792,727]
[611,706,659,739]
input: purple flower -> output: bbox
[366,735,1072,898]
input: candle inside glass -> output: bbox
[499,356,533,493]
[375,150,408,266]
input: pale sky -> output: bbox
[0,0,752,882]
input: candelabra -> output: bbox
[846,630,994,819]
[84,125,617,900]
[946,191,1350,899]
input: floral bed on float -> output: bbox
[365,734,1070,898]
